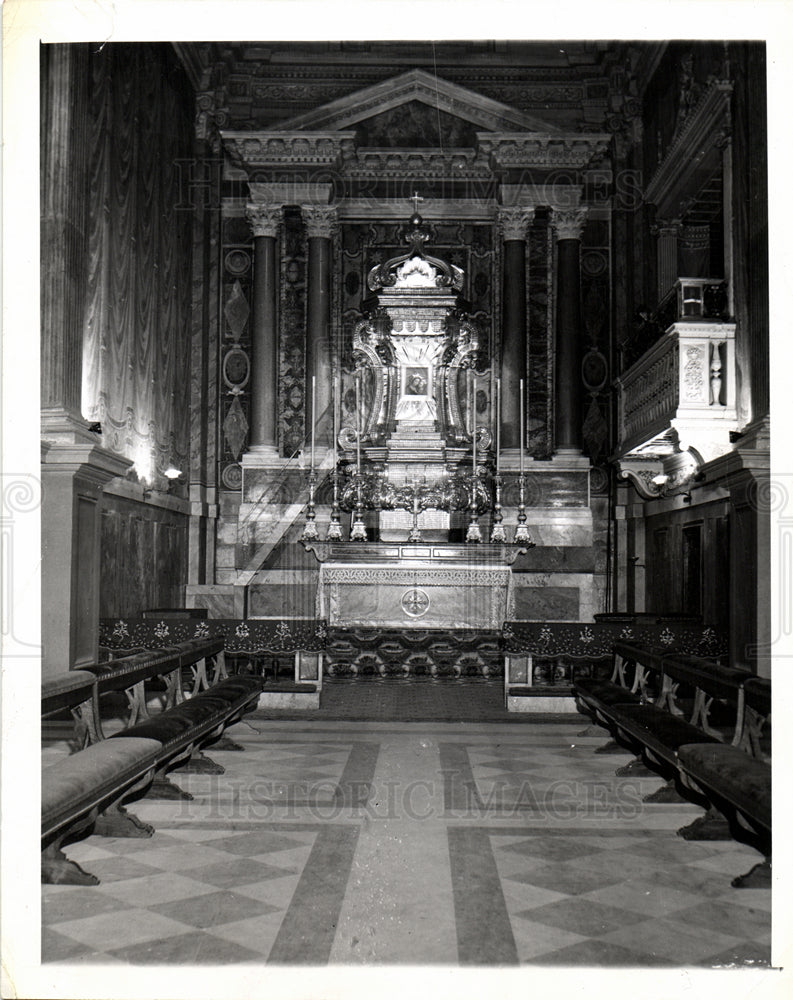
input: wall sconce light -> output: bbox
[651,473,669,487]
[163,467,182,480]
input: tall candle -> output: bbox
[333,374,338,467]
[519,378,525,476]
[310,376,316,471]
[496,377,501,473]
[355,372,362,475]
[471,372,477,476]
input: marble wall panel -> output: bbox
[512,586,580,621]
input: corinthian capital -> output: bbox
[496,207,535,242]
[245,203,282,238]
[550,206,589,241]
[302,205,338,239]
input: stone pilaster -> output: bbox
[551,206,588,455]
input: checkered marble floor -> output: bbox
[42,717,772,968]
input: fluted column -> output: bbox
[498,207,534,452]
[245,203,282,457]
[302,206,337,448]
[551,207,588,454]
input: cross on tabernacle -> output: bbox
[410,192,424,213]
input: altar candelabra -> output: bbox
[326,465,343,541]
[350,471,368,541]
[300,474,320,542]
[490,473,506,543]
[514,473,532,545]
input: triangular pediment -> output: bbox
[272,68,563,137]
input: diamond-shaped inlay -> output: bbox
[223,396,249,460]
[224,280,250,339]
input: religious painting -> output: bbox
[404,366,430,396]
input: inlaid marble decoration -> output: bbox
[580,217,612,463]
[279,208,307,457]
[527,211,552,457]
[219,233,253,485]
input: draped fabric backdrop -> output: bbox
[81,44,193,484]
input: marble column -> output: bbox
[40,44,132,675]
[497,208,534,452]
[245,203,283,458]
[551,207,588,454]
[302,206,337,448]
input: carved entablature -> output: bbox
[477,133,611,169]
[221,130,357,168]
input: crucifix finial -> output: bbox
[410,191,424,214]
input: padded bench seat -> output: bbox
[574,677,641,709]
[608,702,720,765]
[41,670,97,716]
[42,737,162,840]
[677,743,771,832]
[109,675,262,755]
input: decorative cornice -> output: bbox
[550,206,588,241]
[496,207,535,242]
[645,81,732,217]
[245,203,282,238]
[221,130,357,168]
[302,205,339,239]
[477,132,611,169]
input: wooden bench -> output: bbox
[41,639,261,885]
[676,677,771,887]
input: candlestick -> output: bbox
[327,373,342,540]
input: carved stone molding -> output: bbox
[222,130,357,168]
[349,148,490,179]
[478,133,610,170]
[496,207,535,242]
[302,205,338,239]
[195,91,229,151]
[245,203,282,239]
[550,206,588,241]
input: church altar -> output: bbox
[304,542,524,630]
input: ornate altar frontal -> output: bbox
[305,543,525,630]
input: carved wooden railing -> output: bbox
[616,317,736,461]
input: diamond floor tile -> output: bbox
[41,713,773,972]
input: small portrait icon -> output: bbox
[405,368,429,396]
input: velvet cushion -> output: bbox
[178,637,225,666]
[574,678,640,707]
[111,698,228,744]
[41,671,97,715]
[610,704,719,756]
[42,737,161,838]
[207,676,264,699]
[677,743,771,830]
[661,655,750,699]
